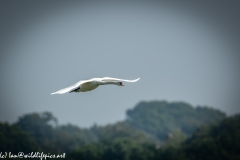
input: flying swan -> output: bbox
[51,77,140,95]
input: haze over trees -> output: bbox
[1,100,239,160]
[126,101,225,140]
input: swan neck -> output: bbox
[99,81,117,85]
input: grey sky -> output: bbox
[1,1,240,127]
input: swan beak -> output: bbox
[121,83,124,86]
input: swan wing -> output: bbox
[101,77,140,82]
[51,80,89,95]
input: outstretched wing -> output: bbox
[101,77,140,82]
[51,80,88,95]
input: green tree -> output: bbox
[90,122,156,143]
[15,112,56,152]
[0,122,40,153]
[182,114,240,160]
[126,101,225,141]
[162,128,187,148]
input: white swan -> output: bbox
[51,77,140,95]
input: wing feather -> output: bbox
[101,77,140,82]
[51,80,88,95]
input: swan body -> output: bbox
[51,77,140,95]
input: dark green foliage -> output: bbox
[182,114,240,160]
[68,139,157,160]
[126,101,226,140]
[53,124,98,152]
[0,122,40,153]
[14,112,153,153]
[90,122,156,143]
[15,112,58,152]
[68,143,105,160]
[155,147,186,160]
[15,112,98,153]
[1,101,239,160]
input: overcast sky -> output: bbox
[0,1,240,127]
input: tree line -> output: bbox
[1,100,239,160]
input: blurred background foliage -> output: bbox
[1,100,239,160]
